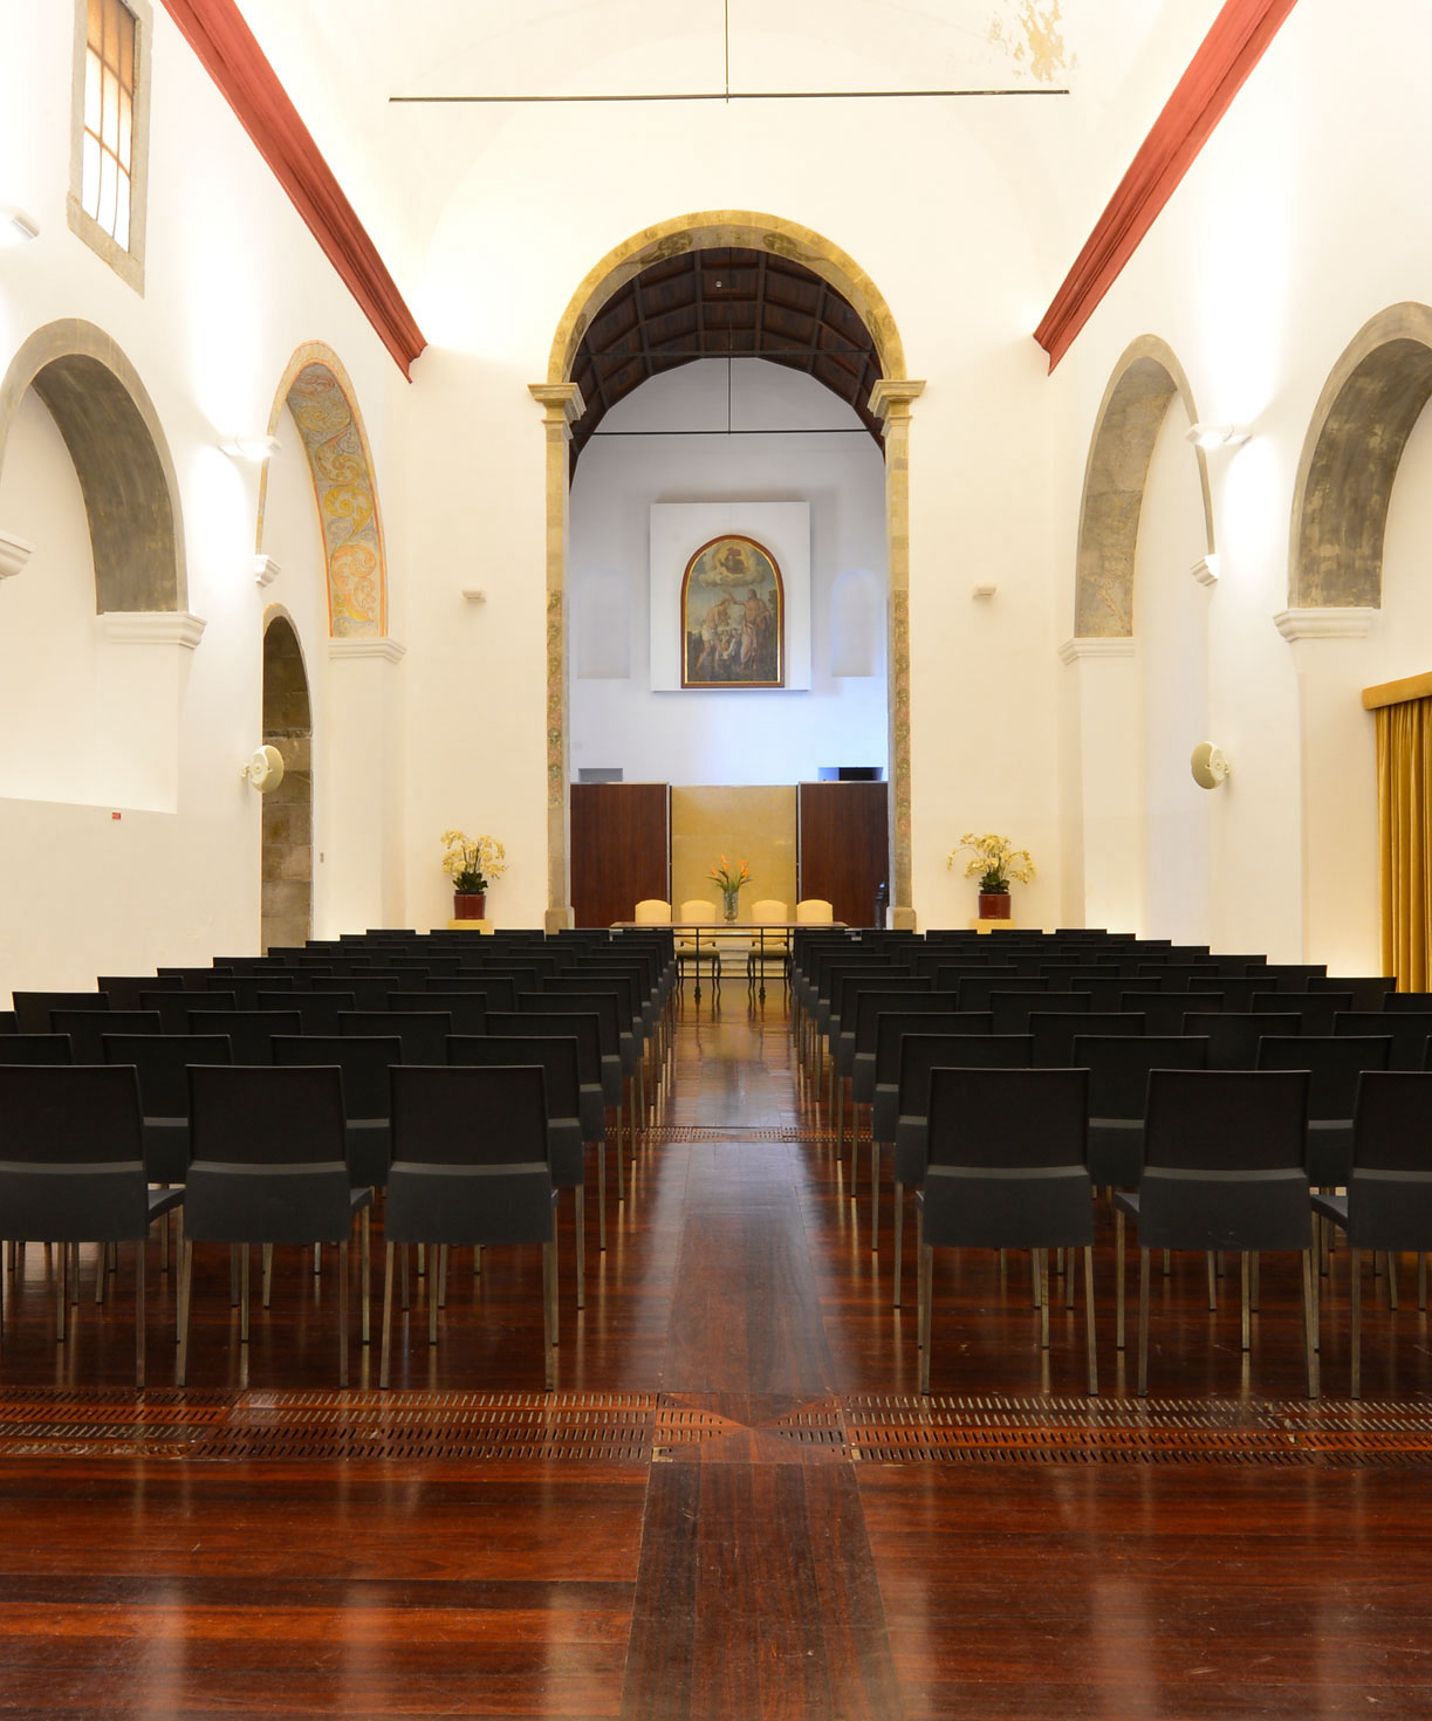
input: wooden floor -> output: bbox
[4,997,1432,1717]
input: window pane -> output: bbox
[118,6,135,89]
[87,0,103,54]
[84,47,102,135]
[82,133,101,221]
[98,149,117,237]
[102,64,118,152]
[101,0,115,67]
[118,89,132,168]
[114,171,130,252]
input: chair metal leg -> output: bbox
[437,1243,449,1309]
[870,1136,880,1253]
[94,1243,106,1306]
[892,1181,904,1308]
[542,1240,556,1389]
[175,1239,193,1387]
[1420,1252,1427,1312]
[918,1243,932,1395]
[1115,1208,1126,1350]
[57,1243,68,1344]
[239,1246,250,1344]
[1065,1245,1076,1311]
[134,1235,146,1391]
[1302,1249,1319,1400]
[1351,1246,1362,1400]
[428,1250,439,1346]
[1240,1252,1251,1352]
[1030,1249,1041,1310]
[229,1245,239,1309]
[313,1241,322,1278]
[615,1100,625,1203]
[1083,1246,1098,1396]
[1206,1251,1217,1311]
[400,1242,410,1310]
[596,1138,607,1252]
[1137,1248,1151,1397]
[574,1187,586,1310]
[261,1243,274,1309]
[915,1206,926,1348]
[1038,1251,1050,1351]
[360,1207,371,1346]
[1387,1251,1399,1311]
[379,1242,395,1390]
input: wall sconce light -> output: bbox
[221,435,281,463]
[1190,742,1231,790]
[1185,423,1249,451]
[240,745,285,792]
[0,206,39,245]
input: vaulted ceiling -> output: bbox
[568,247,883,466]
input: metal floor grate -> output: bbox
[2,1388,1432,1465]
[643,1126,817,1143]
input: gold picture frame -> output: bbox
[680,534,784,689]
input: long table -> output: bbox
[610,921,846,1003]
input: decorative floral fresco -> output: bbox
[284,359,385,637]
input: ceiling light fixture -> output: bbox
[221,435,281,463]
[1185,423,1249,451]
[0,206,39,245]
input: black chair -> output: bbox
[992,990,1090,1035]
[834,982,939,1179]
[1113,1070,1316,1397]
[102,1033,233,1184]
[387,990,488,1036]
[257,992,354,1035]
[1256,1035,1393,1188]
[1336,1011,1432,1069]
[12,991,108,1035]
[1251,991,1353,1037]
[518,992,629,1198]
[1030,1012,1143,1069]
[338,1009,452,1066]
[917,1067,1096,1394]
[888,1033,1034,1306]
[1181,1010,1302,1069]
[0,1064,183,1386]
[380,1066,556,1389]
[51,1009,160,1065]
[178,1065,373,1386]
[1311,975,1395,1011]
[1074,1034,1209,1190]
[99,974,183,1010]
[189,1008,303,1066]
[1313,1072,1432,1396]
[0,1011,14,1034]
[449,1034,592,1306]
[0,1034,73,1065]
[272,1035,403,1190]
[1121,990,1223,1035]
[140,988,236,1033]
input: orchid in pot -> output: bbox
[442,829,507,920]
[948,832,1035,920]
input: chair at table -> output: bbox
[633,899,672,924]
[1312,1072,1432,1396]
[1113,1069,1317,1398]
[178,1065,373,1386]
[795,899,834,925]
[744,898,791,992]
[917,1066,1096,1395]
[0,1064,183,1386]
[380,1065,556,1389]
[676,899,721,993]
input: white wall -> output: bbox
[569,360,887,786]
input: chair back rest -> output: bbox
[1029,1011,1142,1068]
[517,992,620,1057]
[423,976,519,1009]
[192,1009,303,1064]
[486,1011,602,1085]
[927,1066,1088,1169]
[795,899,833,924]
[537,981,633,1035]
[99,974,182,1010]
[273,1034,403,1117]
[897,1032,1033,1117]
[189,1064,346,1165]
[448,1034,580,1116]
[1336,1010,1432,1069]
[338,1010,452,1065]
[103,1033,232,1115]
[680,899,719,923]
[871,1003,965,1081]
[1182,1011,1302,1069]
[848,983,935,1049]
[958,974,1047,1013]
[387,990,489,1035]
[634,899,673,924]
[1256,1034,1392,1119]
[1145,1069,1309,1170]
[1073,1034,1207,1118]
[1353,1071,1432,1170]
[748,899,788,924]
[391,1065,549,1165]
[0,1034,74,1065]
[0,1062,143,1160]
[53,1009,160,1063]
[12,991,107,1035]
[1312,974,1394,1010]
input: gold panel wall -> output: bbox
[670,786,797,918]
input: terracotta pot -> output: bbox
[453,892,486,920]
[978,891,1011,920]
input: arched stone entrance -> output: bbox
[533,212,921,928]
[260,610,313,952]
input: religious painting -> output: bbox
[680,535,784,689]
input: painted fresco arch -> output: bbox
[1073,335,1214,638]
[258,342,389,638]
[1290,303,1432,610]
[0,318,186,612]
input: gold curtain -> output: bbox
[1377,696,1432,991]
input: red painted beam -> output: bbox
[1034,0,1300,372]
[160,0,426,377]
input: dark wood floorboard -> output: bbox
[3,991,1432,1716]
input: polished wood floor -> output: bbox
[3,996,1432,1717]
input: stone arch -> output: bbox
[537,211,919,927]
[260,606,313,952]
[1073,336,1214,637]
[257,343,388,638]
[1289,303,1432,609]
[0,319,185,611]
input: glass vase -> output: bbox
[723,887,740,921]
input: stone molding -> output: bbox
[328,637,406,663]
[0,527,35,581]
[1190,555,1219,586]
[1059,636,1137,663]
[1273,608,1378,641]
[253,553,281,587]
[98,611,206,649]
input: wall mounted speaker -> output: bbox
[1190,742,1231,790]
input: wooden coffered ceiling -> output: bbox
[568,247,884,466]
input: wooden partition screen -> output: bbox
[796,782,889,928]
[569,783,671,927]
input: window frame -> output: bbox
[68,0,152,293]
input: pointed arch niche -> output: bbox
[533,212,922,929]
[1062,336,1216,934]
